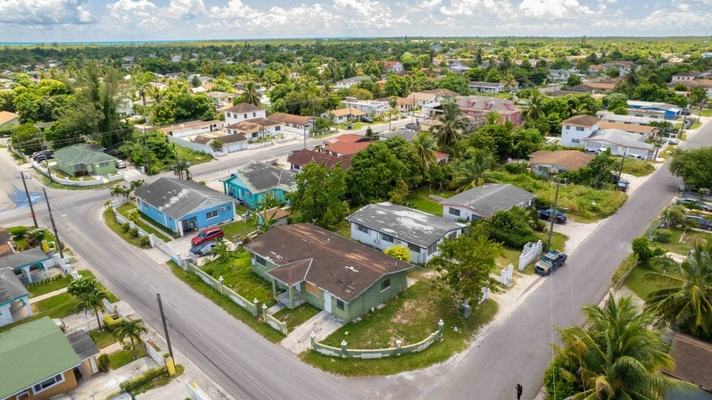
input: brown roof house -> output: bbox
[244,224,412,321]
[528,150,594,178]
[323,134,374,157]
[663,333,712,392]
[266,112,315,136]
[322,108,365,125]
[0,111,19,127]
[287,149,351,172]
[192,132,248,154]
[225,118,284,140]
[224,103,267,125]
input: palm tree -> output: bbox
[236,82,261,106]
[484,111,500,125]
[68,276,108,331]
[431,103,467,152]
[450,149,497,192]
[502,73,516,92]
[412,132,437,172]
[523,92,546,122]
[553,294,692,399]
[645,240,712,337]
[114,318,149,359]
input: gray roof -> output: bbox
[0,268,28,305]
[52,143,117,165]
[229,161,296,194]
[440,184,535,218]
[0,247,52,270]
[468,81,502,88]
[337,76,371,84]
[346,202,466,248]
[134,178,235,220]
[66,330,100,361]
[584,129,653,150]
[379,129,418,141]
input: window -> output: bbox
[336,299,345,310]
[381,278,391,291]
[368,287,374,295]
[448,207,461,217]
[407,243,420,252]
[226,112,231,117]
[576,127,584,131]
[243,113,247,118]
[33,374,64,394]
[206,210,218,219]
[220,206,226,211]
[255,255,266,266]
[275,126,281,131]
[17,390,30,400]
[381,233,394,243]
[357,224,369,233]
[253,112,256,117]
[571,138,581,144]
[99,161,110,167]
[427,243,438,255]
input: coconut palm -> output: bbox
[523,92,546,122]
[450,149,497,192]
[484,111,500,125]
[68,276,107,331]
[645,240,712,337]
[114,318,149,359]
[553,294,693,399]
[502,73,517,92]
[412,132,437,172]
[236,82,261,106]
[431,103,468,152]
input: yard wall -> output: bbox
[167,136,221,157]
[185,261,260,317]
[33,162,124,187]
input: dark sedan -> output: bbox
[538,208,568,223]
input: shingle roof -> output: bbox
[330,108,366,117]
[455,95,519,115]
[379,129,418,141]
[336,76,371,85]
[0,247,52,270]
[244,224,412,302]
[0,317,80,398]
[287,149,351,170]
[422,88,460,97]
[52,143,117,165]
[226,118,283,133]
[228,161,297,194]
[440,183,535,218]
[468,81,503,88]
[346,202,466,248]
[0,268,27,305]
[562,114,601,127]
[134,177,235,220]
[599,121,657,134]
[528,150,594,171]
[663,333,712,390]
[266,112,313,126]
[66,330,100,361]
[223,103,265,114]
[0,111,19,126]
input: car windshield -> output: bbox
[539,256,554,265]
[198,232,206,238]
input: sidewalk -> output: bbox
[281,310,345,354]
[29,287,67,304]
[70,357,158,400]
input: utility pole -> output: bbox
[18,172,38,228]
[546,178,562,253]
[157,294,174,360]
[617,150,627,180]
[678,110,688,138]
[143,130,149,175]
[40,187,63,259]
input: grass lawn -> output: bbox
[125,364,185,397]
[272,303,321,330]
[103,207,146,248]
[611,253,638,288]
[405,187,456,216]
[174,147,213,167]
[11,227,57,251]
[220,218,259,241]
[31,292,81,317]
[27,274,70,298]
[301,281,498,376]
[700,109,712,117]
[517,231,568,275]
[200,248,276,306]
[168,261,284,343]
[116,204,172,242]
[690,121,702,130]
[89,329,118,348]
[652,228,711,256]
[624,261,681,301]
[612,156,656,177]
[108,347,147,370]
[34,171,120,191]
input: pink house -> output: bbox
[455,96,522,125]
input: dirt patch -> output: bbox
[391,300,418,325]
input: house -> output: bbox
[265,113,314,136]
[287,149,351,172]
[449,60,470,73]
[224,118,284,140]
[422,89,460,103]
[323,134,374,157]
[583,129,654,159]
[223,103,267,125]
[440,184,536,221]
[468,81,504,94]
[206,91,234,107]
[171,55,182,62]
[324,108,366,124]
[549,69,573,82]
[408,92,438,106]
[346,202,467,264]
[135,177,237,236]
[0,248,53,284]
[382,61,404,73]
[568,82,616,94]
[666,78,712,97]
[193,132,247,154]
[662,333,712,393]
[0,111,20,127]
[528,150,594,178]
[378,129,419,142]
[52,144,117,178]
[243,224,413,321]
[343,98,389,116]
[222,161,297,208]
[335,76,371,89]
[258,207,291,227]
[560,114,601,147]
[627,100,680,120]
[588,65,605,74]
[596,111,656,126]
[159,120,224,139]
[0,268,31,327]
[671,72,699,82]
[0,317,83,400]
[602,61,634,75]
[454,95,521,125]
[598,121,657,140]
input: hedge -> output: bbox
[119,366,166,393]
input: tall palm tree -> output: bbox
[502,73,517,92]
[553,294,692,399]
[236,82,261,106]
[114,318,149,359]
[484,111,500,125]
[523,92,546,122]
[412,132,437,172]
[450,149,496,192]
[645,240,712,337]
[431,102,467,152]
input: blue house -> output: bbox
[134,177,236,236]
[627,100,681,120]
[221,161,297,209]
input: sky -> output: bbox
[0,0,711,42]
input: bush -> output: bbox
[121,222,131,232]
[8,226,28,240]
[543,359,579,400]
[102,315,124,332]
[129,228,139,237]
[119,366,167,393]
[140,236,151,247]
[504,161,528,175]
[98,354,111,372]
[632,236,665,266]
[481,208,539,248]
[653,229,672,243]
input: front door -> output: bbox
[323,292,332,313]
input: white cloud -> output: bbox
[165,0,206,19]
[210,0,259,18]
[0,0,95,24]
[518,0,595,19]
[440,0,515,17]
[105,0,168,32]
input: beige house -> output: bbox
[528,150,594,178]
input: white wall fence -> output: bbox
[519,240,543,271]
[187,381,212,400]
[496,264,514,286]
[167,136,222,158]
[33,162,124,187]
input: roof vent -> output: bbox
[345,266,359,273]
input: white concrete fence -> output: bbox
[519,240,543,271]
[33,162,124,187]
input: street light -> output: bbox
[36,187,63,259]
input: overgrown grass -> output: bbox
[272,303,321,330]
[611,253,638,288]
[405,187,456,216]
[116,204,172,242]
[103,207,146,248]
[200,248,275,306]
[27,274,70,298]
[168,261,284,343]
[301,281,498,376]
[108,347,147,370]
[612,156,656,177]
[332,220,351,238]
[220,218,258,241]
[89,329,118,348]
[652,228,711,256]
[175,147,213,167]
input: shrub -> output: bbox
[383,244,412,262]
[140,236,151,247]
[504,161,528,175]
[543,359,579,400]
[119,366,167,393]
[102,315,124,332]
[653,229,672,243]
[98,354,111,372]
[8,226,28,240]
[129,228,139,237]
[121,222,131,232]
[632,236,665,266]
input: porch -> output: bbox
[272,280,306,309]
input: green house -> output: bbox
[244,223,413,322]
[53,143,117,177]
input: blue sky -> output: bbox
[0,0,710,42]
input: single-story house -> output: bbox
[568,82,616,94]
[393,97,417,113]
[135,177,237,236]
[662,333,712,393]
[0,247,53,283]
[667,78,712,97]
[244,224,413,321]
[346,202,467,264]
[323,134,374,157]
[378,129,419,142]
[206,91,234,107]
[598,121,657,140]
[323,108,365,124]
[52,144,117,178]
[65,329,101,382]
[0,317,82,400]
[265,113,314,136]
[193,132,247,154]
[224,118,284,140]
[627,100,680,120]
[343,98,389,116]
[528,150,594,178]
[159,120,224,139]
[596,111,656,126]
[454,95,521,125]
[222,161,297,208]
[468,81,505,94]
[224,103,267,126]
[422,88,460,102]
[0,268,31,327]
[440,183,536,221]
[408,92,438,106]
[335,76,371,89]
[286,149,351,172]
[582,128,654,159]
[0,111,20,127]
[258,207,291,227]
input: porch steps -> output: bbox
[265,303,286,315]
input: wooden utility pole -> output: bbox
[157,293,174,360]
[40,187,63,259]
[546,179,562,253]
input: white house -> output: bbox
[224,103,267,125]
[343,98,389,116]
[159,120,224,138]
[560,114,601,147]
[335,76,371,89]
[582,129,654,159]
[225,118,284,139]
[596,111,656,126]
[383,61,404,73]
[440,184,536,222]
[346,202,466,264]
[671,72,698,82]
[266,113,314,136]
[468,81,504,94]
[193,132,247,154]
[322,108,365,124]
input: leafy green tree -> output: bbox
[67,276,108,331]
[11,123,42,154]
[690,86,708,107]
[669,146,712,190]
[151,101,176,126]
[522,92,546,122]
[212,78,233,93]
[631,236,665,267]
[436,73,469,95]
[114,319,149,359]
[431,103,467,153]
[480,207,539,248]
[286,162,349,229]
[384,244,412,263]
[565,74,582,87]
[236,82,261,106]
[174,94,216,122]
[346,142,407,204]
[384,74,409,97]
[412,132,437,172]
[383,136,421,188]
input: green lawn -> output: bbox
[612,156,656,177]
[89,329,118,348]
[624,261,681,301]
[611,253,637,287]
[200,248,276,306]
[27,274,70,298]
[11,227,56,251]
[517,231,568,275]
[168,261,284,343]
[689,121,702,130]
[405,187,456,217]
[272,303,321,330]
[31,292,81,317]
[116,204,172,242]
[108,347,147,370]
[103,207,146,248]
[220,218,259,241]
[34,171,120,191]
[302,281,498,376]
[175,147,213,167]
[652,228,711,256]
[700,109,712,117]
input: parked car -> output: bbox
[191,227,224,246]
[534,250,568,276]
[360,116,374,123]
[190,240,217,256]
[537,209,568,223]
[115,160,127,168]
[686,215,712,231]
[615,179,630,192]
[676,198,712,212]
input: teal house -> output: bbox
[53,143,118,177]
[244,224,413,322]
[221,161,297,209]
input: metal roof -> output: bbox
[226,161,296,194]
[134,177,235,220]
[0,268,28,305]
[0,247,52,270]
[52,143,117,165]
[440,184,535,218]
